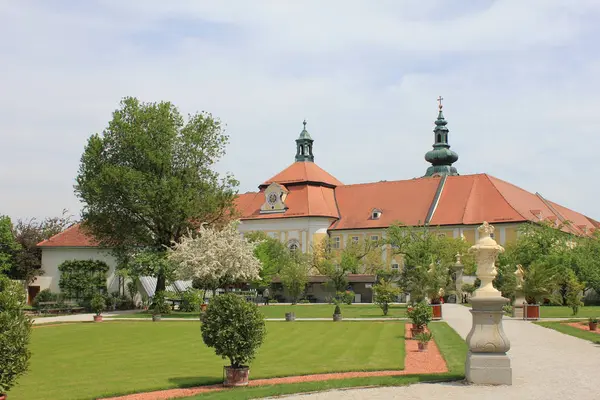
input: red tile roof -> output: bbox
[261,161,343,188]
[37,223,98,247]
[236,184,339,220]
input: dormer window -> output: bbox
[530,209,543,220]
[371,208,382,220]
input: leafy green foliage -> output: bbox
[31,289,56,309]
[75,97,238,293]
[387,224,472,302]
[279,252,310,305]
[90,293,106,316]
[9,211,74,285]
[244,231,288,286]
[180,289,201,312]
[0,274,32,394]
[150,291,171,315]
[201,293,266,368]
[373,279,400,315]
[336,290,354,305]
[407,301,432,329]
[130,250,176,293]
[333,304,341,315]
[0,216,20,274]
[58,260,109,301]
[414,331,433,343]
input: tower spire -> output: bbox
[424,97,459,177]
[295,120,314,162]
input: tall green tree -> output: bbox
[75,97,238,292]
[9,211,73,285]
[0,216,20,274]
[279,251,310,304]
[386,224,473,302]
[244,231,289,286]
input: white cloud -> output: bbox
[0,0,599,221]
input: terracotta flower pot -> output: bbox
[285,312,295,321]
[93,315,103,322]
[417,342,428,352]
[524,304,540,320]
[589,322,598,331]
[223,366,249,387]
[333,313,343,322]
[200,304,207,312]
[411,326,424,337]
[430,304,442,320]
[0,393,6,400]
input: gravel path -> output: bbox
[277,304,600,400]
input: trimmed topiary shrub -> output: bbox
[407,301,432,329]
[90,293,106,316]
[201,293,266,368]
[0,275,32,395]
[58,259,109,301]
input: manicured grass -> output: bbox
[9,321,405,400]
[183,321,468,399]
[535,306,600,318]
[535,320,600,344]
[111,304,407,319]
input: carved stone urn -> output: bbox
[465,222,512,385]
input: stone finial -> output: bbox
[455,252,462,266]
[514,264,525,288]
[477,221,495,238]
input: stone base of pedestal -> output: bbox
[466,352,512,385]
[512,305,524,319]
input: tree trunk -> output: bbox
[155,273,166,294]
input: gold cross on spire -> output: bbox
[437,95,444,110]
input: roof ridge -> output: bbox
[483,174,529,221]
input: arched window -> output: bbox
[437,133,442,143]
[287,239,300,252]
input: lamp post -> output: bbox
[465,222,512,385]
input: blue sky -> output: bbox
[1,0,599,221]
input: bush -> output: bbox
[336,291,354,305]
[373,279,400,316]
[201,293,266,368]
[414,331,433,343]
[31,288,56,309]
[0,275,32,394]
[180,289,201,312]
[333,304,341,315]
[299,299,310,304]
[58,259,109,301]
[407,301,432,329]
[90,293,106,315]
[151,291,171,315]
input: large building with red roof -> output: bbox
[35,102,597,303]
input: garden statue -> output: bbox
[512,265,526,318]
[465,222,512,385]
[452,253,464,303]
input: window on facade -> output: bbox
[438,233,446,238]
[351,236,359,244]
[332,236,340,249]
[391,263,399,271]
[371,235,379,242]
[287,239,300,252]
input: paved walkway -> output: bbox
[32,310,139,324]
[278,304,600,400]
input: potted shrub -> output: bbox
[407,301,432,337]
[200,303,208,312]
[151,290,170,322]
[415,331,433,351]
[332,303,342,322]
[0,275,32,400]
[589,317,598,331]
[201,293,266,387]
[90,293,106,322]
[522,264,554,320]
[285,312,295,321]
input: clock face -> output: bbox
[268,192,278,205]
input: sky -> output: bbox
[1,0,599,222]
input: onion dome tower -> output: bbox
[424,96,459,177]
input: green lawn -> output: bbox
[183,321,468,400]
[111,304,407,319]
[535,320,600,344]
[460,304,600,318]
[9,321,405,400]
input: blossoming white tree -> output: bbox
[168,221,262,284]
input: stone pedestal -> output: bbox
[465,222,512,385]
[466,296,512,385]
